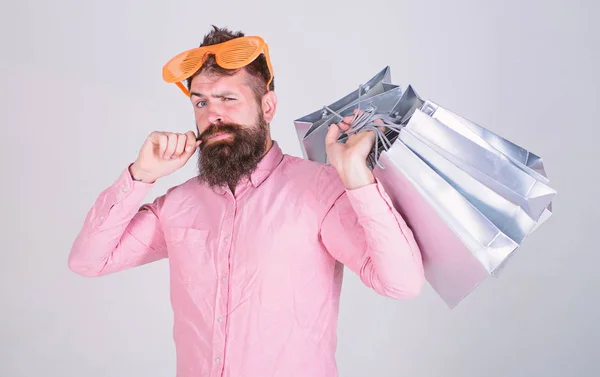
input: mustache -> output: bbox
[197,123,243,142]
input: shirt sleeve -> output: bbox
[318,166,425,299]
[68,164,169,277]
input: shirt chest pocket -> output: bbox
[166,227,212,285]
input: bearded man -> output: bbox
[69,25,424,377]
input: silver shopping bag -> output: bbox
[403,108,555,222]
[293,67,556,308]
[301,86,405,163]
[370,112,554,307]
[373,134,519,308]
[418,100,554,229]
[420,100,550,183]
[295,66,404,163]
[398,123,540,246]
[303,84,429,164]
[294,66,393,141]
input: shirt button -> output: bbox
[224,236,230,242]
[218,316,224,323]
[215,357,221,363]
[122,186,128,192]
[99,216,105,221]
[221,276,227,283]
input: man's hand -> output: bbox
[129,131,201,183]
[325,111,383,190]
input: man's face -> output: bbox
[189,69,274,189]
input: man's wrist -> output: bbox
[129,163,155,184]
[340,159,375,190]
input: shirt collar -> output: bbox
[211,141,284,195]
[249,141,284,187]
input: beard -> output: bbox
[196,113,269,189]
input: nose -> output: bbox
[207,107,223,124]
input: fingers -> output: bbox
[184,131,199,153]
[325,123,341,147]
[162,133,176,159]
[341,109,362,127]
[345,128,376,152]
[337,121,351,132]
[181,131,202,159]
[149,131,200,160]
[171,134,187,158]
[157,133,168,158]
[342,115,355,126]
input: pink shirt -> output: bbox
[69,141,424,377]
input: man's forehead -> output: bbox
[190,69,250,91]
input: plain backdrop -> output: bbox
[1,0,599,376]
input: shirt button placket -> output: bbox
[217,198,236,374]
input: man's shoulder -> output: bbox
[280,153,345,193]
[159,175,206,200]
[280,153,337,177]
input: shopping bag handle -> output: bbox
[323,104,404,169]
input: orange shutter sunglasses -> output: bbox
[162,36,274,97]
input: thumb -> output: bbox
[325,123,341,147]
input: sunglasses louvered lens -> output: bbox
[218,40,260,67]
[163,51,205,82]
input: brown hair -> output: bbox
[186,25,275,100]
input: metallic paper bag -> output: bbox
[303,82,399,139]
[301,85,405,163]
[388,85,426,124]
[294,66,396,159]
[421,100,550,183]
[403,110,556,222]
[293,67,556,308]
[419,100,554,227]
[398,128,540,246]
[337,85,424,145]
[373,136,518,308]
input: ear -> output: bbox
[261,90,278,123]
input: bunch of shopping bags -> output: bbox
[294,67,555,308]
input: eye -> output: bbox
[222,97,235,101]
[195,100,208,108]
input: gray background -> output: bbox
[1,0,598,376]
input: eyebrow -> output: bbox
[190,91,237,99]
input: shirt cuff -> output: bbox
[112,163,154,200]
[344,178,395,218]
[85,164,155,233]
